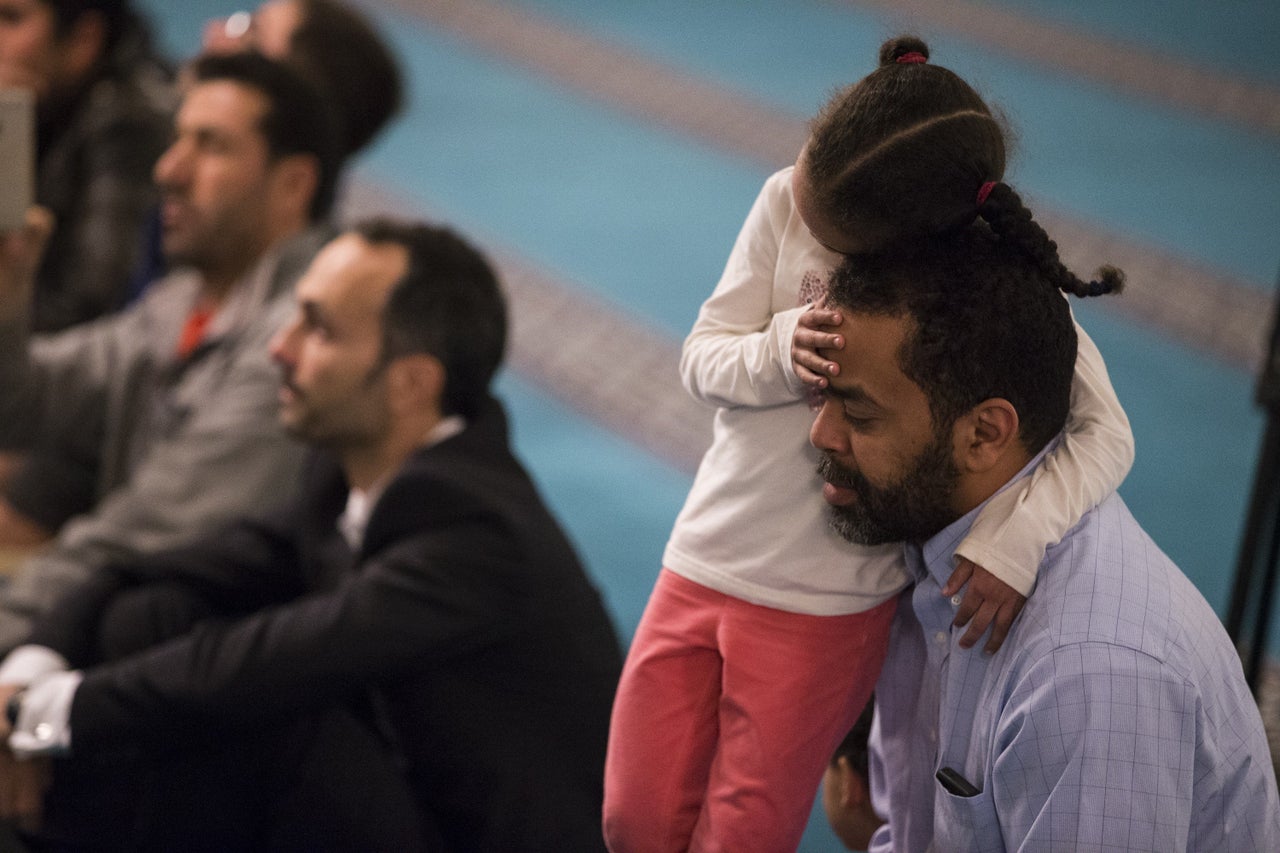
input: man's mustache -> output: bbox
[817,453,858,489]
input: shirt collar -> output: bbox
[336,415,467,550]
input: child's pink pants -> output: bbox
[603,568,896,853]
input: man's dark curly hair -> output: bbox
[826,223,1101,454]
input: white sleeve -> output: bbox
[0,645,69,686]
[679,172,808,409]
[956,319,1134,595]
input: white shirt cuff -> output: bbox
[9,670,81,758]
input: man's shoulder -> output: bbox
[94,25,175,122]
[379,404,564,536]
[77,57,173,143]
[1017,494,1231,678]
[363,412,593,586]
[399,403,521,493]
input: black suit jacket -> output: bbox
[31,396,623,852]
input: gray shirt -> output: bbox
[0,228,329,650]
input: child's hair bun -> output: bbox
[878,35,931,67]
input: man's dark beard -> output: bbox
[817,431,961,545]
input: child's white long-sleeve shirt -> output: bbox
[663,167,1134,614]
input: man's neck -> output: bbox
[194,272,241,312]
[341,412,449,492]
[195,225,303,308]
[950,451,1034,522]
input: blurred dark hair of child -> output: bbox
[823,697,885,851]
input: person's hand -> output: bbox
[0,684,50,834]
[942,558,1026,654]
[0,207,54,323]
[792,297,844,390]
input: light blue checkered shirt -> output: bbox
[868,452,1280,852]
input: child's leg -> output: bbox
[687,594,898,853]
[603,569,728,853]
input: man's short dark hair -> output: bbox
[827,224,1078,455]
[43,0,130,49]
[287,0,404,158]
[188,51,341,221]
[354,218,507,419]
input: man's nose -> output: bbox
[268,319,300,368]
[154,138,191,189]
[809,399,843,453]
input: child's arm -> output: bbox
[949,319,1134,651]
[680,171,810,409]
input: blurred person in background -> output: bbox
[0,0,173,332]
[0,218,621,853]
[822,699,883,852]
[0,0,174,556]
[0,51,340,652]
[203,0,404,162]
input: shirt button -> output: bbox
[934,631,948,646]
[34,723,53,742]
[950,594,963,607]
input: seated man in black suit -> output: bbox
[0,218,623,852]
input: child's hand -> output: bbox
[792,298,844,389]
[942,558,1026,654]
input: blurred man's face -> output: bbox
[152,80,279,275]
[269,232,408,450]
[0,0,88,101]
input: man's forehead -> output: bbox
[297,235,405,308]
[828,311,907,364]
[178,80,268,130]
[826,310,917,397]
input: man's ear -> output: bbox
[953,398,1019,474]
[268,154,320,221]
[387,353,446,415]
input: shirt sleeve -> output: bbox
[0,300,309,647]
[64,502,532,751]
[679,171,809,409]
[0,311,124,453]
[955,319,1134,594]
